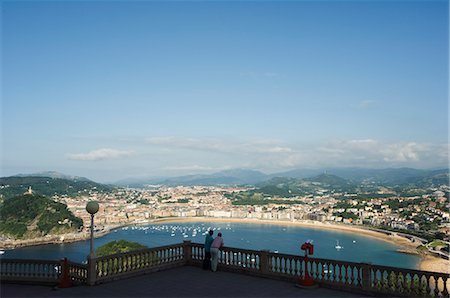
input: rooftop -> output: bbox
[2,266,364,297]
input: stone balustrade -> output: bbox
[1,241,448,297]
[92,243,185,284]
[0,259,62,284]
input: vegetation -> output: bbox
[0,176,113,199]
[177,198,190,203]
[230,191,304,205]
[0,194,83,238]
[96,240,147,257]
[333,211,358,220]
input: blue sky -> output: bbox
[1,0,448,182]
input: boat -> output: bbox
[335,240,343,250]
[0,250,4,255]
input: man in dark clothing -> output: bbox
[203,230,214,270]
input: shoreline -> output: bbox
[2,217,449,273]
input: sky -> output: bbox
[1,0,449,182]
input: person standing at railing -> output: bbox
[210,232,224,272]
[203,230,214,270]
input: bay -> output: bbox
[1,221,420,269]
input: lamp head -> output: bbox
[86,201,99,215]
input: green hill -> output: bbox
[0,176,113,200]
[0,194,83,239]
[305,173,356,191]
[96,240,148,257]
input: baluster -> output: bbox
[433,276,439,297]
[381,270,387,292]
[405,273,412,295]
[397,272,404,294]
[331,263,337,283]
[286,257,292,276]
[413,273,420,296]
[350,266,356,286]
[313,261,318,279]
[268,255,273,273]
[425,274,432,297]
[126,255,131,272]
[357,265,362,286]
[442,276,449,297]
[343,265,349,285]
[336,264,341,284]
[318,262,324,281]
[288,259,293,276]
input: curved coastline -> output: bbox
[2,217,448,273]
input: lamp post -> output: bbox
[86,201,99,258]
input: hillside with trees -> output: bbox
[95,240,147,256]
[0,176,113,200]
[0,194,83,239]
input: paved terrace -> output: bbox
[2,266,366,298]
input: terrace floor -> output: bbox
[2,266,368,297]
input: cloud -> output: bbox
[145,137,294,155]
[144,136,448,172]
[162,165,230,172]
[356,100,377,109]
[316,140,448,168]
[67,148,134,161]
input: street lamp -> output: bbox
[86,201,99,258]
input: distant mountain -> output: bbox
[305,173,357,192]
[113,176,167,188]
[0,194,83,239]
[273,167,449,187]
[13,171,91,182]
[0,175,114,199]
[112,167,448,188]
[155,169,269,187]
[254,174,357,197]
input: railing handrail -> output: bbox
[0,258,61,264]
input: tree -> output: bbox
[96,240,147,257]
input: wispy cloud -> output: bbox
[356,100,378,109]
[145,137,293,154]
[316,140,448,167]
[162,165,230,172]
[67,148,134,161]
[145,136,448,171]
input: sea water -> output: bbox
[1,221,419,269]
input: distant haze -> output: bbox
[2,1,448,182]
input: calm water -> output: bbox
[1,221,420,269]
